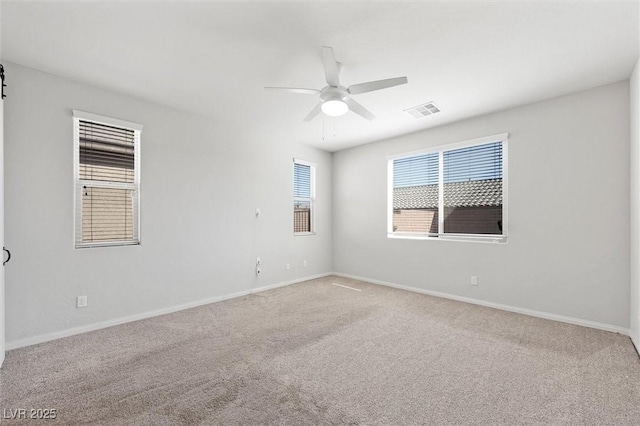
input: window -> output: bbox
[73,110,142,248]
[389,133,507,242]
[293,159,316,234]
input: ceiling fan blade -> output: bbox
[348,76,408,95]
[264,87,320,95]
[346,98,376,121]
[322,46,340,87]
[304,102,323,122]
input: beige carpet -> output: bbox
[1,276,639,425]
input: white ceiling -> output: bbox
[1,1,638,152]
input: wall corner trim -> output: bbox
[333,272,630,336]
[632,322,640,356]
[6,272,332,351]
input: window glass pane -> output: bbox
[82,186,134,243]
[443,142,503,235]
[393,208,439,234]
[392,152,439,233]
[294,200,311,233]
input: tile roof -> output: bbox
[393,178,502,209]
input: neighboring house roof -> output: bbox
[393,178,502,209]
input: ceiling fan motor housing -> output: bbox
[320,86,349,102]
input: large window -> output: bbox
[293,159,316,234]
[389,134,507,242]
[74,110,142,248]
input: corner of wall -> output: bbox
[630,56,640,350]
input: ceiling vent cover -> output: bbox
[404,102,441,118]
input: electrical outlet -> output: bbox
[303,260,308,268]
[76,295,88,308]
[471,276,478,286]
[286,263,291,271]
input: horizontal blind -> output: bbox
[443,141,502,183]
[79,120,135,183]
[393,152,438,188]
[81,186,134,242]
[294,162,311,198]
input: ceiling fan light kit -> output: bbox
[321,99,348,117]
[265,46,408,121]
[320,86,349,117]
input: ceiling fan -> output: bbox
[265,46,408,121]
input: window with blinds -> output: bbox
[74,111,142,248]
[293,159,316,234]
[390,134,507,242]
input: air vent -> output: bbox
[404,102,441,118]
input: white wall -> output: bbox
[3,61,633,346]
[631,58,640,347]
[333,82,630,330]
[3,63,332,345]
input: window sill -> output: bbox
[294,232,316,236]
[388,233,507,244]
[75,241,140,249]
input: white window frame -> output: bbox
[73,110,143,248]
[293,158,316,236]
[387,133,508,244]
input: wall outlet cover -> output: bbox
[76,295,88,308]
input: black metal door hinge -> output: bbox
[0,64,6,99]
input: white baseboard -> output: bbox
[6,272,331,351]
[333,272,630,336]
